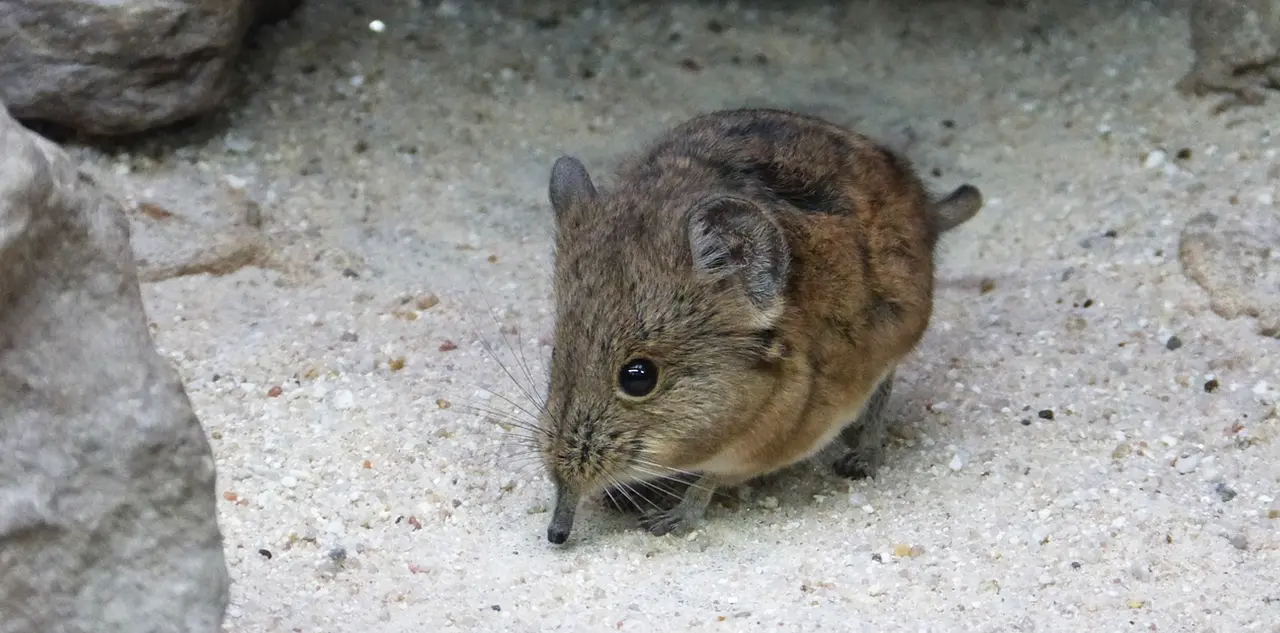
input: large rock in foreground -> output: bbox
[0,104,229,631]
[0,0,260,135]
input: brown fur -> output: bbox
[537,108,983,544]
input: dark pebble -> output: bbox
[1038,409,1055,420]
[1204,379,1220,393]
[342,267,360,278]
[1020,418,1032,426]
[1166,335,1183,351]
[1104,229,1117,238]
[1070,561,1081,570]
[328,547,347,562]
[1215,483,1237,502]
[340,331,359,342]
[871,553,883,563]
[258,549,272,559]
[1082,298,1093,308]
[491,605,502,612]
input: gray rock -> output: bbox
[0,105,229,632]
[122,167,273,283]
[1178,0,1280,109]
[0,0,259,135]
[1179,211,1280,338]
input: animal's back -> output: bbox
[614,108,936,240]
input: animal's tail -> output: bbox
[929,184,983,234]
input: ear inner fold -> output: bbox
[687,195,791,316]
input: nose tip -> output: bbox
[547,525,570,544]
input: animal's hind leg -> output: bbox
[833,369,895,480]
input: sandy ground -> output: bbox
[58,0,1280,631]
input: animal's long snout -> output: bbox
[547,480,580,544]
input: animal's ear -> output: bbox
[548,156,597,217]
[688,195,790,317]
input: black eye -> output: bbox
[618,359,658,397]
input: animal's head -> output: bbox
[536,156,793,543]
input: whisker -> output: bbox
[631,456,705,482]
[456,310,547,421]
[452,397,548,438]
[476,276,547,412]
[455,385,547,436]
[463,271,548,413]
[625,469,687,503]
[606,474,661,514]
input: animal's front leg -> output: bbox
[639,473,732,536]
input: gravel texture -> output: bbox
[59,0,1279,631]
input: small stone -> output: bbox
[1175,453,1201,474]
[1228,534,1248,550]
[267,385,283,397]
[1204,378,1220,393]
[369,20,386,33]
[439,340,458,352]
[332,390,355,410]
[1032,525,1052,544]
[1038,409,1055,420]
[1142,150,1167,169]
[328,547,347,562]
[340,331,358,342]
[848,491,869,507]
[223,135,254,154]
[948,453,966,471]
[1165,335,1183,350]
[1214,483,1237,502]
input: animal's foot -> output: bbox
[637,474,716,536]
[833,450,880,480]
[639,506,698,536]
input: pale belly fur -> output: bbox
[693,365,896,478]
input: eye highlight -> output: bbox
[617,359,659,398]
